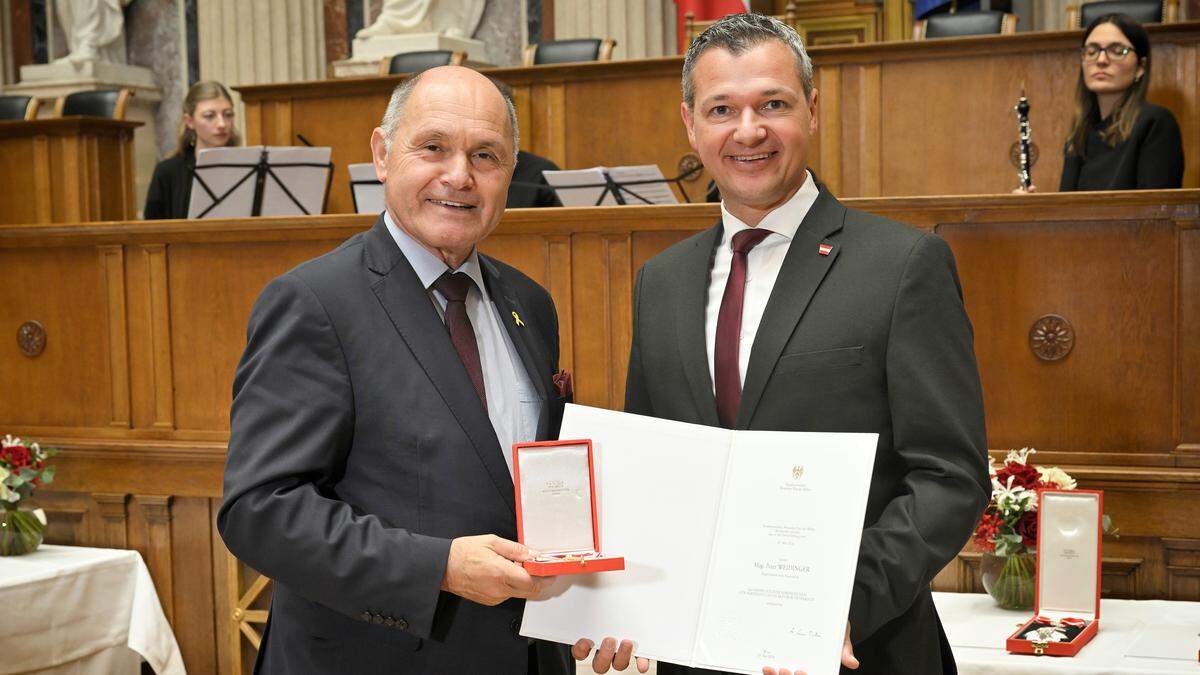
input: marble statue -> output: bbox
[54,0,134,65]
[357,0,486,39]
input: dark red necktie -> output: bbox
[715,227,772,428]
[433,272,487,412]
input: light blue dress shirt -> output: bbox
[383,211,540,475]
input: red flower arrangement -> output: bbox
[973,448,1078,557]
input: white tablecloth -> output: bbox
[934,592,1200,674]
[1,545,186,675]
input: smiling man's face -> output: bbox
[370,67,515,268]
[682,40,818,226]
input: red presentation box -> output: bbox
[513,439,625,576]
[1006,489,1103,657]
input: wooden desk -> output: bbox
[238,22,1199,213]
[0,118,140,224]
[2,191,1198,673]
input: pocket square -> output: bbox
[552,369,573,400]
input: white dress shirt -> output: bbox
[706,171,820,391]
[384,212,539,475]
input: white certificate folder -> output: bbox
[521,404,877,675]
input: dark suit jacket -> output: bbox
[218,217,573,674]
[508,150,564,209]
[625,186,989,675]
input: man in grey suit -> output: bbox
[577,13,989,675]
[218,67,573,674]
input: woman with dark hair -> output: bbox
[1058,13,1183,191]
[143,81,239,219]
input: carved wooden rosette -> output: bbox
[17,320,46,357]
[1029,314,1074,361]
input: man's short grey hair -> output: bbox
[379,71,520,156]
[682,13,814,109]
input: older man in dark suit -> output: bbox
[576,13,989,675]
[218,66,572,674]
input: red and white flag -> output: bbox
[676,0,750,53]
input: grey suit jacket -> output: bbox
[218,217,572,674]
[626,186,989,675]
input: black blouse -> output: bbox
[143,147,195,219]
[1059,102,1184,192]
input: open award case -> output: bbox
[1006,489,1103,657]
[512,439,625,576]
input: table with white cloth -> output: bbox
[934,591,1199,674]
[1,545,186,675]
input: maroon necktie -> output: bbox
[715,227,772,428]
[433,272,487,412]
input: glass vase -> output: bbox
[0,505,45,556]
[980,550,1036,610]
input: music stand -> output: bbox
[348,162,385,214]
[543,164,703,207]
[187,146,334,218]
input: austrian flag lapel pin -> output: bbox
[818,242,834,256]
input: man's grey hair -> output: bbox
[379,71,520,156]
[681,13,814,109]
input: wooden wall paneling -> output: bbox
[0,135,42,223]
[1163,538,1200,600]
[32,491,92,546]
[857,63,881,197]
[1180,225,1200,467]
[547,234,574,375]
[120,126,136,218]
[0,246,113,430]
[144,245,177,430]
[134,494,176,623]
[270,100,294,150]
[605,234,634,409]
[243,99,263,146]
[0,119,140,223]
[57,135,82,223]
[815,65,841,195]
[92,492,130,548]
[33,134,51,223]
[937,219,1178,456]
[291,91,388,215]
[1147,40,1198,191]
[170,496,218,675]
[569,234,615,408]
[99,245,131,428]
[167,240,346,432]
[211,502,238,675]
[562,76,694,200]
[530,82,567,169]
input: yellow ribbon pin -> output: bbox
[512,311,525,327]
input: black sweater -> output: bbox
[143,147,195,219]
[1059,102,1184,192]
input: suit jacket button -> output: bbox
[371,614,384,625]
[510,618,521,636]
[397,618,409,631]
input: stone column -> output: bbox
[198,0,325,93]
[555,0,677,59]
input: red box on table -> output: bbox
[512,439,625,576]
[1006,489,1103,657]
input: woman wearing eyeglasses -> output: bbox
[1057,13,1183,191]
